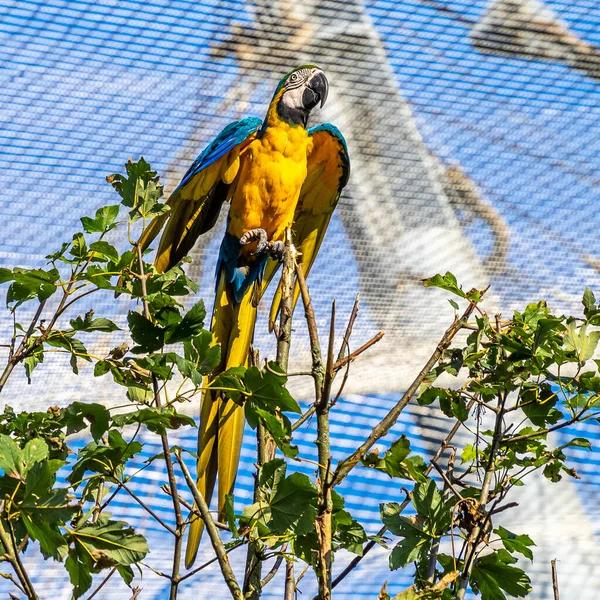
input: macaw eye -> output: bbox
[290,73,298,82]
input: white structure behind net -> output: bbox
[1,0,599,597]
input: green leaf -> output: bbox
[70,233,88,260]
[494,526,535,560]
[23,458,63,499]
[209,368,246,403]
[269,472,318,535]
[88,240,119,263]
[564,322,600,363]
[21,488,77,525]
[520,387,562,428]
[461,444,477,464]
[417,387,450,407]
[560,437,592,450]
[423,272,466,298]
[470,551,532,599]
[63,402,110,440]
[183,329,221,376]
[380,502,432,569]
[0,435,48,479]
[127,311,164,353]
[21,514,68,560]
[68,517,149,566]
[24,344,44,383]
[45,242,71,262]
[361,435,425,481]
[66,549,93,598]
[253,407,298,458]
[165,300,206,344]
[583,287,598,319]
[67,431,142,488]
[107,157,161,208]
[223,494,239,539]
[3,267,60,307]
[331,493,367,555]
[412,479,451,535]
[244,366,301,414]
[80,205,120,234]
[70,312,120,333]
[258,459,287,495]
[533,317,565,352]
[112,407,196,435]
[116,564,134,586]
[384,436,412,477]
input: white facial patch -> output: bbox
[281,85,306,110]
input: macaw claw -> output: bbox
[268,240,285,261]
[240,229,285,260]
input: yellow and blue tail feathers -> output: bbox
[184,263,260,568]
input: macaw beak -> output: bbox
[303,70,329,110]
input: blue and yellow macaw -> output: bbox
[139,66,349,567]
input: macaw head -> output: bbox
[274,65,329,128]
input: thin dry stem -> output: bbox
[175,450,243,600]
[332,297,482,487]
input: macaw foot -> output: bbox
[240,229,285,260]
[267,240,285,261]
[240,228,269,254]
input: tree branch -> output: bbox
[244,235,296,600]
[551,559,560,600]
[175,450,243,600]
[332,298,482,487]
[456,391,507,599]
[295,263,332,600]
[136,242,183,599]
[0,299,47,393]
[284,560,295,600]
[331,399,476,589]
[0,513,38,600]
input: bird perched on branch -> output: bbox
[139,65,349,567]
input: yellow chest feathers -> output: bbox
[229,123,313,238]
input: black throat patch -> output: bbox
[276,97,309,128]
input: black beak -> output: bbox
[302,71,329,111]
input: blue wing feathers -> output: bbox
[174,117,262,193]
[216,232,268,304]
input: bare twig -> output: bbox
[490,502,518,516]
[121,482,176,535]
[332,297,482,487]
[332,331,384,372]
[552,559,560,600]
[86,567,116,600]
[337,293,360,363]
[427,450,457,582]
[175,450,243,600]
[129,587,142,600]
[91,477,105,525]
[0,299,47,393]
[259,552,285,589]
[295,263,333,600]
[179,540,245,583]
[431,457,464,501]
[276,231,296,373]
[0,513,38,599]
[284,560,295,600]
